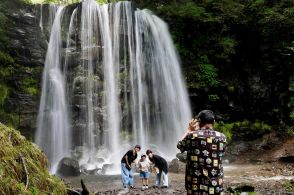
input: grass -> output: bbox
[0,123,67,194]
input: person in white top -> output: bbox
[138,154,150,190]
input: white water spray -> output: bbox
[36,7,71,173]
[36,1,191,174]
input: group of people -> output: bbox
[121,146,169,191]
[121,110,227,195]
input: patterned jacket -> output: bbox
[177,128,226,195]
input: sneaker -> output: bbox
[141,186,145,191]
[130,186,136,189]
[145,185,149,189]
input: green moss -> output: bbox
[282,179,294,192]
[0,84,9,106]
[0,51,16,79]
[0,110,19,129]
[0,123,67,194]
[0,51,14,66]
[20,77,39,96]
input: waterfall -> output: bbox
[36,6,71,173]
[39,4,43,33]
[36,0,191,174]
[38,3,58,40]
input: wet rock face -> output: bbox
[57,157,81,177]
[2,5,47,138]
[6,6,46,68]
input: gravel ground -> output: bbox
[63,162,294,195]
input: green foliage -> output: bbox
[0,13,8,47]
[44,0,62,3]
[0,110,19,129]
[20,77,39,96]
[137,0,294,125]
[282,179,294,192]
[186,56,220,89]
[215,120,272,142]
[42,0,80,4]
[21,0,32,4]
[35,0,118,4]
[96,0,119,4]
[208,94,219,102]
[0,51,14,66]
[0,123,67,194]
[234,120,271,133]
[197,61,220,88]
[158,1,215,22]
[216,37,237,62]
[215,121,233,142]
[0,84,8,106]
[287,126,294,136]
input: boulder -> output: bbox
[57,157,80,177]
[229,141,250,155]
[176,152,187,163]
[273,137,294,163]
[101,164,115,174]
[168,158,185,173]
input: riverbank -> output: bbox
[63,162,294,195]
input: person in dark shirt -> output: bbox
[177,110,227,195]
[121,145,141,189]
[146,149,169,188]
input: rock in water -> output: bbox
[57,157,80,176]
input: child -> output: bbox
[138,154,150,190]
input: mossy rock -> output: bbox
[0,122,67,194]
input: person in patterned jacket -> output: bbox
[177,110,226,195]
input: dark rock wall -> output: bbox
[1,3,46,138]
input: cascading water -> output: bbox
[38,3,58,40]
[36,0,191,174]
[36,6,71,173]
[132,9,192,157]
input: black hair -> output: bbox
[146,149,152,155]
[197,110,215,124]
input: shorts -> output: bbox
[139,171,150,179]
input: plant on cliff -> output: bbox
[215,120,272,142]
[135,0,294,126]
[0,123,67,194]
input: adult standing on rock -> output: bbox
[121,145,141,190]
[177,110,227,195]
[146,149,169,188]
